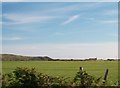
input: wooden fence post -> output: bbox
[80,67,83,71]
[103,69,109,83]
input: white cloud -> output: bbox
[2,0,24,2]
[0,14,2,17]
[103,9,118,16]
[2,0,119,2]
[2,43,118,59]
[0,37,2,40]
[108,33,118,37]
[36,3,105,17]
[3,37,22,40]
[3,14,56,25]
[101,20,118,24]
[62,15,80,25]
[54,32,64,36]
[86,18,118,25]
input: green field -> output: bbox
[2,60,118,85]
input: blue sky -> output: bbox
[2,0,119,2]
[2,2,118,59]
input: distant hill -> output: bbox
[0,54,118,61]
[0,54,53,61]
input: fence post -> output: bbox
[79,67,84,86]
[80,67,83,71]
[103,69,109,83]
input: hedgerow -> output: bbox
[1,67,118,88]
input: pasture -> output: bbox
[2,60,118,85]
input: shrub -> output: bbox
[1,67,69,88]
[73,67,105,87]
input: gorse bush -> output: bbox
[1,67,118,88]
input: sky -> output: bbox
[1,2,118,59]
[1,0,119,2]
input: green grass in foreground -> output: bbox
[2,60,118,85]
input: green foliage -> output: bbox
[2,67,68,88]
[73,67,108,87]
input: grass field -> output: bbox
[2,60,118,85]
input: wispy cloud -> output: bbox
[2,0,119,2]
[103,9,118,16]
[54,32,64,36]
[88,18,118,24]
[26,3,104,22]
[108,33,118,37]
[101,20,118,24]
[3,14,56,25]
[2,0,24,2]
[62,15,80,25]
[3,37,22,41]
[0,14,2,17]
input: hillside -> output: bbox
[0,54,53,61]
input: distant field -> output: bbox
[2,61,118,85]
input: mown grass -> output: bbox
[2,60,118,85]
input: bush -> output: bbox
[72,67,107,87]
[2,67,68,88]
